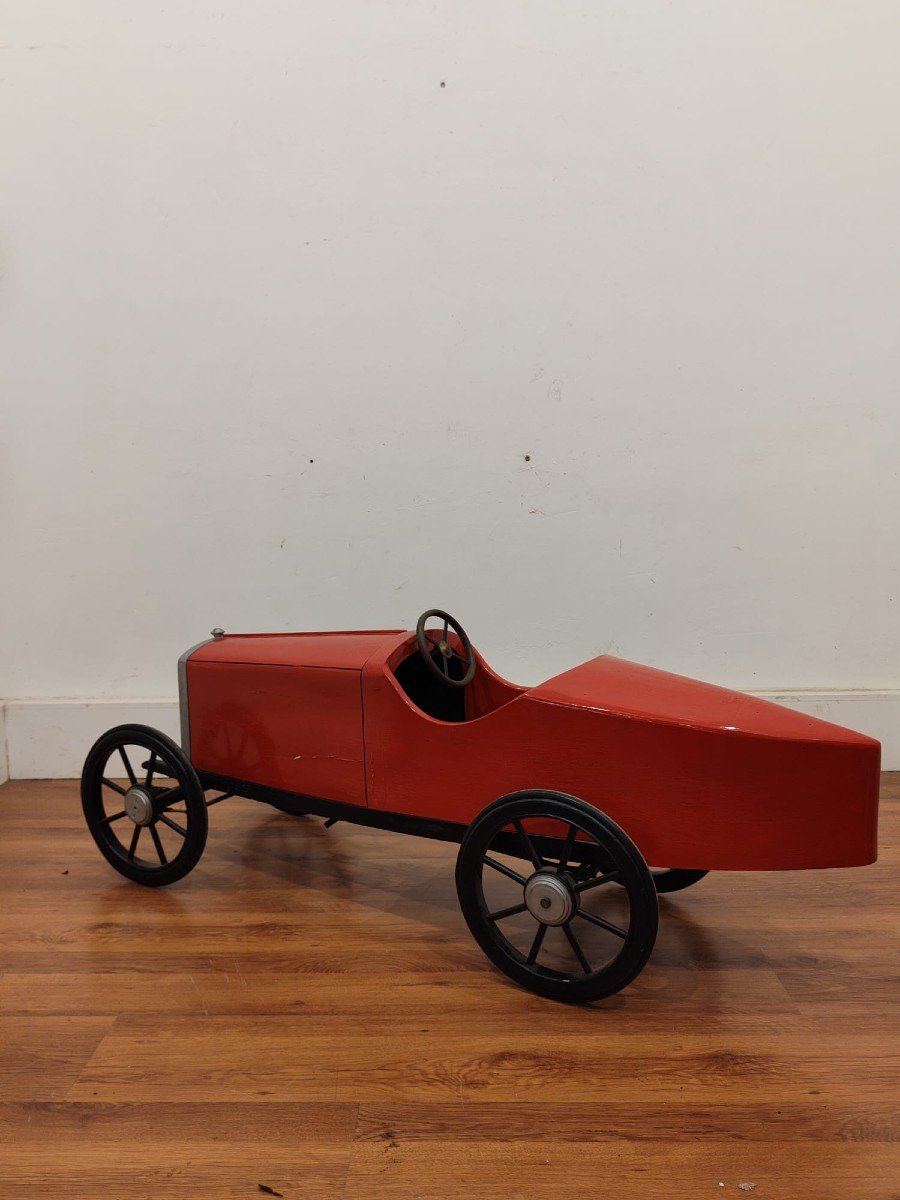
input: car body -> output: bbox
[179,626,880,872]
[82,612,882,1002]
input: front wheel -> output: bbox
[81,724,208,887]
[456,791,658,1003]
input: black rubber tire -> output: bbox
[651,868,709,894]
[81,724,207,887]
[456,791,658,1004]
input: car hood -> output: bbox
[189,630,407,671]
[529,655,877,746]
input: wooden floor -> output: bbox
[0,778,897,1199]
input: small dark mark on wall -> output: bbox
[524,453,531,462]
[440,80,446,88]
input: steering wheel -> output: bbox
[416,609,476,689]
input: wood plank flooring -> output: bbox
[0,775,897,1198]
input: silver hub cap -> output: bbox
[124,786,154,827]
[524,870,576,926]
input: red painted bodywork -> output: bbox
[185,629,879,871]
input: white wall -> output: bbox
[2,3,899,772]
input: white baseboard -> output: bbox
[2,700,181,781]
[757,690,900,769]
[1,691,898,781]
[0,703,7,785]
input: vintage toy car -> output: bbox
[81,609,880,1002]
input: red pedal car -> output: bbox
[82,609,880,1002]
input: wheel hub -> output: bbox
[124,786,154,827]
[524,869,576,926]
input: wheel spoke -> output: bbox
[425,633,440,649]
[556,824,578,874]
[149,824,168,865]
[442,619,448,642]
[526,922,547,966]
[489,901,529,922]
[440,653,450,677]
[127,825,141,860]
[574,870,621,894]
[142,757,174,779]
[101,810,127,826]
[157,812,187,837]
[155,786,183,810]
[576,909,628,939]
[483,856,526,886]
[563,922,592,975]
[102,777,127,796]
[512,820,543,870]
[145,752,158,789]
[118,747,137,788]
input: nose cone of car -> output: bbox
[534,655,879,748]
[529,656,879,870]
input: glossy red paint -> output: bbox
[191,630,405,671]
[184,629,880,871]
[188,659,367,805]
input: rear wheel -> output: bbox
[583,864,708,894]
[81,724,207,886]
[456,791,658,1003]
[651,868,708,894]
